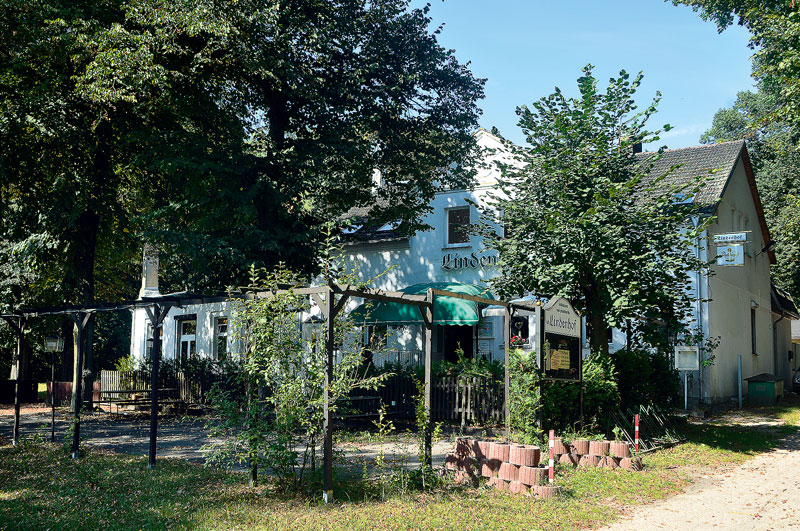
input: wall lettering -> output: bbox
[441,251,499,271]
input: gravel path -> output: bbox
[0,404,453,470]
[602,419,800,530]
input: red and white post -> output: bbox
[548,429,555,483]
[634,414,640,454]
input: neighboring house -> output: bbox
[129,250,233,366]
[638,141,798,404]
[128,133,797,406]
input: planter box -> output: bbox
[510,445,540,467]
[619,457,643,471]
[579,454,600,467]
[588,440,610,456]
[570,439,590,455]
[499,462,519,481]
[552,437,568,455]
[559,453,578,467]
[490,442,510,462]
[609,441,631,458]
[508,480,528,494]
[531,485,561,498]
[598,456,619,469]
[518,466,548,486]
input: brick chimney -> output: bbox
[138,243,161,299]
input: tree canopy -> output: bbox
[0,0,484,379]
[483,66,707,356]
[0,0,485,311]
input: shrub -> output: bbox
[612,348,679,411]
[508,351,620,439]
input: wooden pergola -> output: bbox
[2,285,539,502]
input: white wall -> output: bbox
[130,302,232,365]
[705,159,784,402]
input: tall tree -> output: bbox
[0,1,484,373]
[483,66,707,356]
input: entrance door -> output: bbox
[444,325,474,363]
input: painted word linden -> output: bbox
[441,252,498,271]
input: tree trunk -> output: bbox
[583,272,609,357]
[71,323,80,413]
[586,310,609,357]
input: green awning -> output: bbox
[349,282,494,326]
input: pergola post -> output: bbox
[69,311,92,458]
[504,307,512,439]
[10,316,25,447]
[422,288,433,467]
[144,302,170,469]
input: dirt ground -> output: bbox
[0,404,454,470]
[601,412,800,531]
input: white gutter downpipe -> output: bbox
[692,216,705,407]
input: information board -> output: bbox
[539,297,582,381]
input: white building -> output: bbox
[129,133,797,405]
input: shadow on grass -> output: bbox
[678,418,797,456]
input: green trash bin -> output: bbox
[745,373,784,405]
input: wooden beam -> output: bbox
[339,286,428,306]
[322,291,335,503]
[423,288,433,467]
[430,289,500,307]
[68,311,91,459]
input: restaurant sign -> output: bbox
[539,297,582,382]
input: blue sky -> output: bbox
[412,0,755,149]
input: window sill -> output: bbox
[442,243,472,250]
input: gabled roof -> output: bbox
[638,140,745,205]
[639,140,775,264]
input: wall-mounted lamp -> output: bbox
[756,241,776,257]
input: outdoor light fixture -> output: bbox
[44,334,64,352]
[756,241,776,257]
[43,334,63,443]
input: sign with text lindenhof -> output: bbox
[542,297,581,338]
[540,296,582,382]
[712,232,748,244]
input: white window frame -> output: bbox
[213,315,229,361]
[445,206,471,248]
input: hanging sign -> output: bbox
[713,232,748,244]
[716,244,744,267]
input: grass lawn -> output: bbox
[0,406,796,531]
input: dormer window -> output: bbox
[447,207,470,246]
